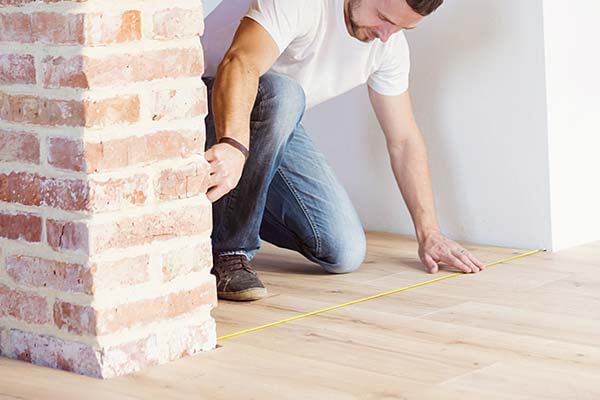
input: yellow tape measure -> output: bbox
[217,248,545,341]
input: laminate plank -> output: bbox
[411,358,600,400]
[0,232,598,399]
[422,301,600,346]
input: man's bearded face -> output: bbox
[347,0,378,42]
[344,0,424,43]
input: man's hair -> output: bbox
[406,0,444,16]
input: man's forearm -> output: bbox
[387,135,441,242]
[212,54,260,149]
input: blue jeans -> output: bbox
[202,72,366,273]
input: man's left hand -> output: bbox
[417,229,486,274]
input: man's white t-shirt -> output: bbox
[202,0,411,110]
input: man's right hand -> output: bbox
[204,143,246,203]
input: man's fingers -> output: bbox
[445,253,473,273]
[205,175,217,192]
[423,253,439,274]
[472,256,486,270]
[202,143,244,203]
[455,251,480,273]
[205,166,226,185]
[469,255,485,270]
[206,184,229,203]
[204,148,215,162]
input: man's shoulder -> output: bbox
[378,31,409,60]
[387,31,408,49]
[247,0,324,34]
[258,0,325,20]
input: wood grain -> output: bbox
[0,231,598,399]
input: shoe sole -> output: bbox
[217,287,268,301]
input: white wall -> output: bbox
[204,0,219,15]
[543,0,600,251]
[304,0,552,251]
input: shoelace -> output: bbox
[214,255,256,279]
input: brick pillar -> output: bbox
[0,0,216,378]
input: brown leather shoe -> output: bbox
[211,254,268,301]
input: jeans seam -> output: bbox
[262,206,300,244]
[256,79,267,119]
[223,187,239,221]
[275,167,321,255]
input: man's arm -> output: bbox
[212,17,280,149]
[205,17,280,202]
[367,86,438,240]
[367,86,485,274]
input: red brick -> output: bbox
[53,301,96,335]
[5,254,151,296]
[0,92,139,127]
[161,280,217,318]
[84,10,141,45]
[88,174,149,211]
[48,204,210,255]
[0,130,39,163]
[99,334,160,378]
[0,171,148,211]
[6,322,214,378]
[41,176,90,210]
[0,13,32,42]
[93,130,203,170]
[28,12,82,44]
[0,9,137,46]
[0,54,35,84]
[153,8,204,39]
[9,329,102,378]
[0,92,85,126]
[0,212,41,242]
[84,95,139,127]
[30,12,84,44]
[0,0,87,6]
[0,172,87,210]
[50,173,148,211]
[161,319,215,361]
[151,86,206,121]
[5,255,93,295]
[161,240,212,282]
[156,159,210,201]
[47,137,85,171]
[1,1,215,381]
[92,203,211,252]
[53,278,216,335]
[90,255,150,292]
[49,130,203,173]
[0,284,50,324]
[0,172,41,206]
[46,219,88,254]
[42,48,203,89]
[41,56,87,88]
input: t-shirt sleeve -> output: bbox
[244,0,308,55]
[367,32,411,96]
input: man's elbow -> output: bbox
[217,52,261,78]
[386,133,425,154]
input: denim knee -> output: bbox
[202,72,306,121]
[255,72,306,131]
[317,229,367,274]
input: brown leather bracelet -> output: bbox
[218,137,249,161]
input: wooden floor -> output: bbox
[1,231,599,399]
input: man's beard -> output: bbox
[347,0,376,42]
